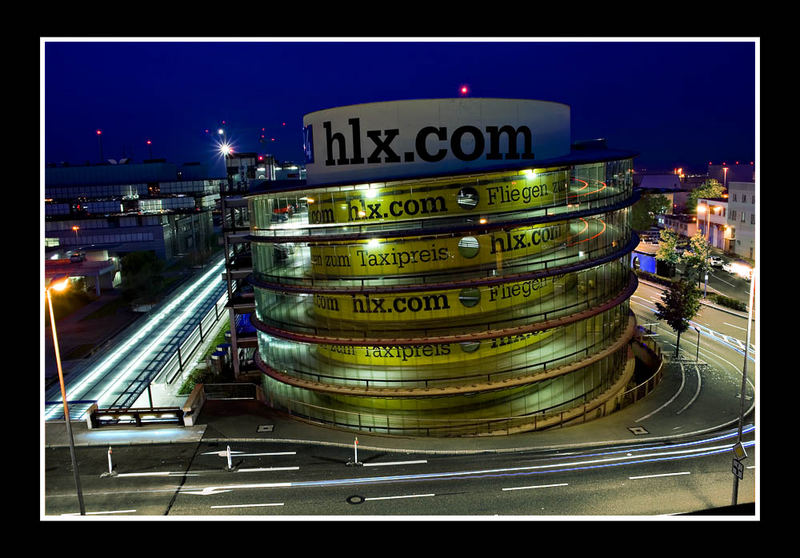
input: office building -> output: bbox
[45,159,221,263]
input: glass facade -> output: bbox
[247,159,639,436]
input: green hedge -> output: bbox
[709,293,747,312]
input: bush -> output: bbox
[635,269,679,288]
[178,366,216,395]
[710,293,747,312]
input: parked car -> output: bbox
[709,256,724,268]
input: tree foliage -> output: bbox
[120,250,165,303]
[632,193,671,231]
[681,232,713,286]
[655,228,681,265]
[654,278,701,357]
[687,179,725,214]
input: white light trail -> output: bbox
[93,268,224,408]
[45,259,225,419]
[362,460,428,467]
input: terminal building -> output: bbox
[44,159,222,263]
[245,98,642,436]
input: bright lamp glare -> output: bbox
[50,279,69,292]
[218,141,233,156]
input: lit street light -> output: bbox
[46,275,85,515]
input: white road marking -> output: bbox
[116,471,186,477]
[724,322,747,331]
[61,509,136,515]
[629,471,691,480]
[362,460,428,467]
[676,362,702,415]
[364,493,435,501]
[238,452,296,457]
[210,502,284,509]
[636,362,685,422]
[236,466,300,473]
[502,483,569,491]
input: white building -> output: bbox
[726,180,756,260]
[696,197,730,250]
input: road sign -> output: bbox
[732,458,744,480]
[732,442,747,461]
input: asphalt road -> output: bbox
[43,425,756,517]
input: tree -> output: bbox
[631,193,671,231]
[687,179,725,214]
[120,250,165,304]
[655,228,681,276]
[654,279,701,357]
[681,232,713,289]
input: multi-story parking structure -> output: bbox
[245,99,641,436]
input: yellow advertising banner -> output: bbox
[315,328,555,366]
[312,273,565,323]
[307,168,570,225]
[309,220,569,277]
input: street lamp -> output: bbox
[693,326,701,362]
[732,268,756,506]
[696,203,712,298]
[46,275,85,515]
[96,129,103,163]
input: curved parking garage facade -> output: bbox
[246,98,640,436]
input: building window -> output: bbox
[751,214,755,225]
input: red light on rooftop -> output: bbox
[459,85,469,96]
[96,130,102,135]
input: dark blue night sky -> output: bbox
[43,40,756,175]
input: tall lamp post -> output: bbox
[732,268,756,506]
[46,275,85,515]
[96,129,103,163]
[696,202,714,298]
